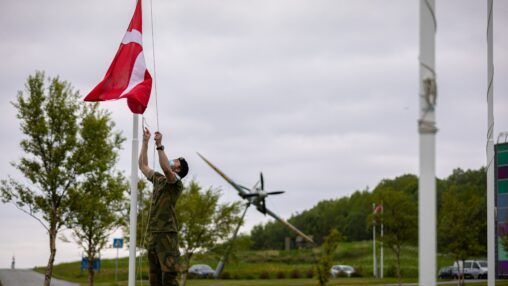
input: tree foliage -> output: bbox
[316,229,342,286]
[0,72,126,286]
[177,180,242,282]
[372,187,417,285]
[438,176,485,285]
[122,179,151,250]
[0,72,83,286]
[66,104,127,286]
[251,189,372,248]
[250,169,486,254]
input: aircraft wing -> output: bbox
[197,152,250,197]
[264,207,315,245]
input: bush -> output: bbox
[259,271,270,279]
[335,271,348,278]
[306,268,315,278]
[386,264,397,278]
[351,270,363,278]
[245,274,255,280]
[277,271,286,279]
[220,272,231,279]
[290,269,301,279]
[354,266,365,278]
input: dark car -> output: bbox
[188,264,215,278]
[438,266,458,279]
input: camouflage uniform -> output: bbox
[147,171,184,286]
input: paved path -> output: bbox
[0,269,79,286]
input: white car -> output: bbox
[330,265,355,277]
[453,260,488,279]
[188,264,215,278]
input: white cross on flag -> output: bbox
[85,0,152,114]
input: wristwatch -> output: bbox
[156,145,164,151]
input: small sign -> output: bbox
[113,238,124,248]
[81,258,100,271]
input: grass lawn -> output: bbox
[35,240,483,285]
[87,278,508,286]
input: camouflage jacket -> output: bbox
[148,171,184,232]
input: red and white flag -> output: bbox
[373,204,383,214]
[84,0,152,114]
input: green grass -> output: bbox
[34,240,474,285]
[82,279,508,286]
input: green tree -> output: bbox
[438,188,484,285]
[372,188,417,285]
[66,104,127,286]
[438,168,486,254]
[0,72,96,286]
[177,180,242,285]
[316,229,342,286]
[122,179,151,250]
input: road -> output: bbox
[0,269,79,286]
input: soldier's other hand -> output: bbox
[154,131,163,146]
[143,128,151,142]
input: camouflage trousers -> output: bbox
[147,232,181,286]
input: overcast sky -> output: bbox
[0,0,507,269]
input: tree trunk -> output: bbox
[87,251,95,286]
[87,233,95,286]
[181,252,193,286]
[396,245,401,286]
[44,227,57,286]
[460,259,465,286]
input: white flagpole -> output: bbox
[486,0,495,285]
[380,203,384,279]
[373,203,377,278]
[418,0,437,285]
[128,114,139,286]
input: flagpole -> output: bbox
[418,0,437,285]
[129,114,139,286]
[486,0,495,285]
[380,203,384,279]
[373,203,377,278]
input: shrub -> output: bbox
[336,271,348,278]
[351,270,363,278]
[354,266,365,278]
[186,273,196,280]
[259,271,270,279]
[386,265,397,278]
[220,272,231,279]
[245,274,255,280]
[277,271,286,279]
[306,268,315,278]
[290,269,301,279]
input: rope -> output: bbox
[486,0,495,170]
[137,0,162,282]
[418,0,437,135]
[423,0,437,32]
[149,0,160,132]
[138,117,158,285]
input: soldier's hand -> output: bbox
[143,128,151,142]
[154,131,163,146]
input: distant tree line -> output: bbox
[250,168,487,258]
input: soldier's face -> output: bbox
[170,159,181,173]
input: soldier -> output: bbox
[139,127,189,286]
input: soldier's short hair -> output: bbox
[177,157,189,179]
